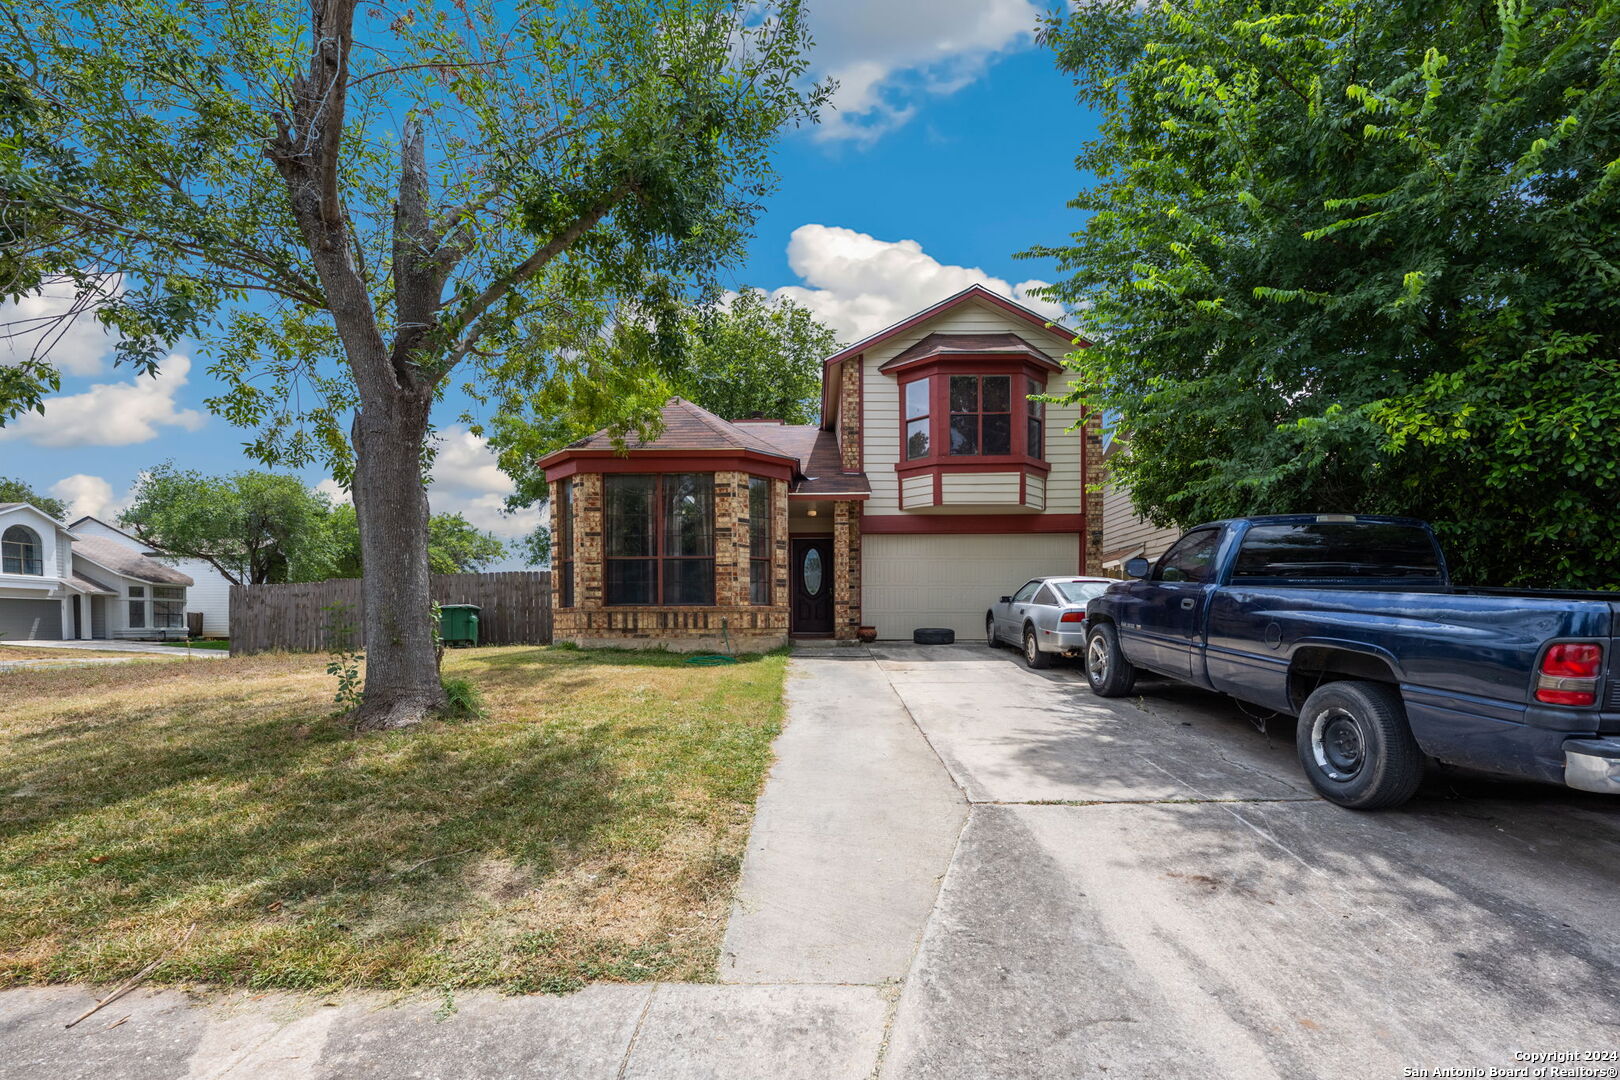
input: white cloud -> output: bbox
[428,425,539,542]
[767,223,1066,342]
[49,474,132,523]
[0,278,122,376]
[0,354,206,448]
[314,477,353,506]
[807,0,1041,143]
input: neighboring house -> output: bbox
[539,284,1103,649]
[0,502,192,641]
[1099,437,1179,577]
[69,516,233,636]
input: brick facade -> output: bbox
[551,472,790,652]
[832,501,862,640]
[837,357,862,471]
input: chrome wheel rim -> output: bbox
[1311,707,1366,781]
[1025,633,1038,664]
[1087,635,1109,685]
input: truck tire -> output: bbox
[1022,625,1054,669]
[1085,623,1136,697]
[1296,680,1424,809]
[913,627,955,645]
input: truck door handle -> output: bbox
[1180,598,1196,610]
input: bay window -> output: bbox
[899,369,1048,464]
[748,476,772,605]
[604,473,714,606]
[948,374,1012,456]
[905,379,930,460]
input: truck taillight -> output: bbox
[1536,643,1603,706]
[1060,611,1086,623]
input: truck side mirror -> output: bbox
[1124,557,1152,579]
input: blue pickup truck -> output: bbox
[1083,515,1620,808]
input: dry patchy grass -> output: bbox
[0,645,168,660]
[0,645,787,993]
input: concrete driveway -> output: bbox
[723,643,1620,1079]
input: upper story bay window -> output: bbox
[604,473,715,606]
[898,368,1050,466]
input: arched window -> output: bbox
[2,525,44,575]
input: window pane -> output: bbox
[1233,523,1442,581]
[153,586,184,599]
[605,475,654,557]
[605,559,654,605]
[1053,581,1109,603]
[1155,529,1222,584]
[154,600,185,628]
[1012,580,1041,602]
[949,375,978,413]
[982,414,1011,455]
[949,414,978,455]
[905,380,929,420]
[982,375,1010,413]
[663,473,713,557]
[906,419,931,459]
[802,547,824,596]
[1033,585,1056,605]
[128,585,145,598]
[1028,417,1043,459]
[750,560,770,605]
[749,477,771,560]
[1026,377,1045,417]
[662,559,714,605]
[128,600,146,628]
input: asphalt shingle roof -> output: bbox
[879,332,1061,372]
[72,535,194,586]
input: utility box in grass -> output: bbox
[439,604,481,647]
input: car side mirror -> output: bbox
[999,595,1013,604]
[1124,557,1152,579]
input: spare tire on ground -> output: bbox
[913,627,956,645]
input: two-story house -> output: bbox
[0,502,193,641]
[539,284,1102,650]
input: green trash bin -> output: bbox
[439,603,481,647]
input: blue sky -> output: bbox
[0,0,1099,568]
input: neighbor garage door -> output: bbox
[0,599,63,641]
[862,532,1080,640]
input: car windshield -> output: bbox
[1051,581,1109,604]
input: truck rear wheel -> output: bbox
[1296,680,1424,809]
[1085,623,1136,697]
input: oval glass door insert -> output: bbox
[802,548,824,596]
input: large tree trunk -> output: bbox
[350,391,447,730]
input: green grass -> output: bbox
[0,645,787,993]
[178,638,230,650]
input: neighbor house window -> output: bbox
[949,374,1012,456]
[556,480,574,607]
[904,379,930,460]
[748,477,772,605]
[604,473,714,606]
[1026,377,1045,460]
[153,586,185,629]
[127,585,146,628]
[1,525,43,575]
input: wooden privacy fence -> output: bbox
[230,571,552,654]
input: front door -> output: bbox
[790,538,834,636]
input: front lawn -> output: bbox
[0,645,787,993]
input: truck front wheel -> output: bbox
[1296,680,1424,809]
[1085,623,1136,697]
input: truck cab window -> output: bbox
[1154,529,1221,583]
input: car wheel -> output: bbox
[1085,623,1136,697]
[985,614,999,649]
[1295,680,1424,809]
[1022,626,1053,669]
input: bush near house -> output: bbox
[0,646,786,993]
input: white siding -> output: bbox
[862,532,1080,640]
[859,298,1084,518]
[900,474,932,510]
[939,472,1021,506]
[67,517,232,634]
[1102,480,1179,567]
[1025,472,1046,511]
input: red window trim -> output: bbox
[604,473,716,607]
[896,356,1053,471]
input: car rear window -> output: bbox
[1233,522,1442,581]
[1052,581,1110,603]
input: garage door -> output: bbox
[862,532,1080,640]
[0,598,63,641]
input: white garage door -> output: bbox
[862,532,1080,640]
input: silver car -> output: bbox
[986,576,1116,669]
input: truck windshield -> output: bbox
[1233,522,1442,581]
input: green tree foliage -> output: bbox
[0,477,66,521]
[326,504,506,577]
[1,0,824,725]
[119,465,338,585]
[1030,0,1620,588]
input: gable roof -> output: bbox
[820,284,1085,371]
[71,535,194,586]
[879,331,1064,373]
[541,398,804,464]
[742,424,870,498]
[68,515,152,548]
[0,502,69,532]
